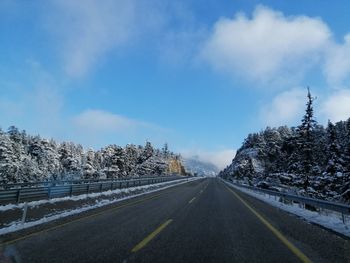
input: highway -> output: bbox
[1,178,349,262]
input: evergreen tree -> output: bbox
[162,143,169,158]
[294,88,317,190]
[0,131,19,183]
[325,121,345,190]
[0,126,184,183]
[142,141,154,161]
[82,149,97,179]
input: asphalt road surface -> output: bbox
[1,178,349,263]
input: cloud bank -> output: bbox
[260,88,306,127]
[321,90,350,122]
[72,110,138,133]
[182,149,236,170]
[200,5,331,84]
[200,5,350,89]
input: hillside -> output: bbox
[168,159,187,175]
[219,90,350,202]
[183,157,219,177]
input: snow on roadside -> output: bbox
[0,178,193,212]
[223,180,350,237]
[0,177,201,236]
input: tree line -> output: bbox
[220,89,350,201]
[0,127,180,184]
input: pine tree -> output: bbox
[59,142,80,180]
[82,149,97,179]
[294,88,317,190]
[325,121,345,190]
[124,144,138,176]
[143,141,154,160]
[0,131,19,183]
[0,126,184,183]
[162,143,169,158]
[102,145,120,179]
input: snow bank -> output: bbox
[223,180,350,237]
[0,177,201,236]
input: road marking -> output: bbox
[188,197,196,204]
[224,185,312,263]
[1,179,203,247]
[1,192,166,247]
[131,219,173,253]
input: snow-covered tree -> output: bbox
[0,126,185,183]
[219,88,350,201]
[324,121,345,191]
[59,142,80,180]
[82,149,97,179]
[0,131,19,183]
[292,88,317,189]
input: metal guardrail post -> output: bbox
[70,185,73,197]
[100,183,103,192]
[16,189,21,203]
[48,187,52,199]
[110,182,113,191]
[86,184,90,194]
[21,202,28,225]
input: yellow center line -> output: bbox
[131,181,205,253]
[2,178,205,247]
[131,219,173,253]
[224,185,312,263]
[1,189,174,247]
[188,197,196,204]
[2,179,206,247]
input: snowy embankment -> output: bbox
[0,177,201,236]
[223,180,350,237]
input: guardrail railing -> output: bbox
[223,179,350,223]
[0,175,181,190]
[0,176,185,204]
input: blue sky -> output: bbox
[1,1,350,169]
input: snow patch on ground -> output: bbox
[0,177,201,236]
[223,180,350,237]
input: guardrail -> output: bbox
[0,175,180,190]
[223,179,350,223]
[0,176,185,204]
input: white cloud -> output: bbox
[47,0,138,77]
[200,5,331,84]
[71,109,173,148]
[324,34,350,86]
[321,89,350,122]
[260,88,306,126]
[182,149,236,170]
[72,109,139,133]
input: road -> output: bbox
[1,178,349,262]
